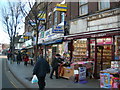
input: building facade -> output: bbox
[23,0,120,78]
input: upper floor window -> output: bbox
[60,12,65,23]
[54,11,58,25]
[48,15,52,27]
[79,0,88,15]
[99,0,110,10]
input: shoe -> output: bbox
[50,77,53,79]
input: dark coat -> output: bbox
[51,57,62,69]
[33,57,50,77]
[16,53,22,61]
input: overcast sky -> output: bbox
[0,0,35,44]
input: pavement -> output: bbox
[7,59,100,89]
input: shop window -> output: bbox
[54,11,58,25]
[98,0,110,10]
[115,36,120,60]
[48,15,52,28]
[79,0,88,16]
[73,39,87,61]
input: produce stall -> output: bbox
[59,61,94,79]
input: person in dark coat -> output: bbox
[33,56,50,90]
[50,54,62,79]
[16,51,22,64]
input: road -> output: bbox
[0,55,25,89]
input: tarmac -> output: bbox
[7,59,100,89]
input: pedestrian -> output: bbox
[33,55,50,90]
[7,50,11,60]
[23,54,29,66]
[16,51,22,64]
[50,54,62,79]
[9,52,13,64]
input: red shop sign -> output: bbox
[97,37,113,45]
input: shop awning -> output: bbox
[64,28,120,40]
[42,39,63,45]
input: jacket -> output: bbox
[23,55,29,61]
[16,53,22,61]
[33,57,50,77]
[51,57,62,68]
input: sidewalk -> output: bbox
[7,60,100,88]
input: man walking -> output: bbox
[50,54,62,79]
[33,55,50,90]
[16,51,22,64]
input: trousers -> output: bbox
[50,67,58,78]
[37,76,46,90]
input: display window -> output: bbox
[90,37,113,74]
[72,39,87,62]
[115,36,120,60]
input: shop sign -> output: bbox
[87,8,120,21]
[33,37,36,45]
[91,33,107,37]
[52,25,64,33]
[28,20,36,26]
[25,39,32,47]
[38,31,44,44]
[38,11,46,21]
[97,37,113,45]
[44,28,52,38]
[38,25,45,31]
[39,31,44,38]
[23,36,29,39]
[44,28,64,42]
[25,32,32,36]
[55,4,67,12]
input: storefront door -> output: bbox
[90,37,113,78]
[96,45,112,72]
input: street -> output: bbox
[0,55,25,89]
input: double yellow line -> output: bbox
[4,60,18,89]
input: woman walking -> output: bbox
[23,54,29,66]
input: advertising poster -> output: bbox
[103,73,111,88]
[79,67,86,81]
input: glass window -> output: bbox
[61,12,65,23]
[54,11,58,25]
[48,15,52,27]
[99,0,110,10]
[79,0,88,15]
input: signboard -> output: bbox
[87,8,120,21]
[23,36,29,39]
[25,32,32,36]
[97,37,113,45]
[38,25,45,31]
[38,31,44,44]
[25,39,32,47]
[55,4,67,12]
[100,73,111,88]
[28,20,36,26]
[79,67,86,80]
[38,11,46,20]
[52,25,64,33]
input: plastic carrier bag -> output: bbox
[31,75,38,84]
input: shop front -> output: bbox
[42,39,64,64]
[64,28,120,79]
[42,28,65,64]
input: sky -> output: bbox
[0,0,10,44]
[0,0,35,44]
